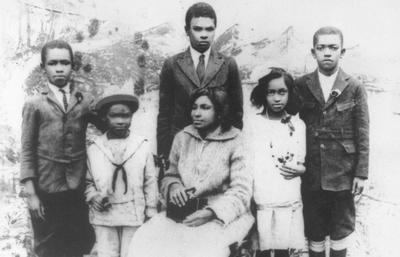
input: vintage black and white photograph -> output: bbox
[1,0,399,257]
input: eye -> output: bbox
[193,27,202,32]
[329,45,339,51]
[60,60,71,65]
[266,90,275,96]
[316,45,324,51]
[205,27,215,32]
[278,89,288,95]
[47,61,57,66]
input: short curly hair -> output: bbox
[185,2,217,29]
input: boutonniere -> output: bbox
[75,92,83,103]
[330,89,342,98]
[281,115,295,136]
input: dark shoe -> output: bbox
[309,250,326,257]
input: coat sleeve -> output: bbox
[354,83,369,178]
[85,147,100,202]
[143,147,159,218]
[156,58,175,157]
[227,58,243,130]
[85,94,106,132]
[160,132,184,200]
[207,136,253,225]
[20,99,39,183]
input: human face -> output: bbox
[266,77,289,117]
[312,34,345,76]
[106,104,133,138]
[191,95,217,133]
[43,48,73,88]
[186,17,216,53]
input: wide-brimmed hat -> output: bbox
[96,94,139,114]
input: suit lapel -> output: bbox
[177,48,201,87]
[306,70,325,107]
[66,81,79,113]
[201,48,224,88]
[323,69,350,110]
[42,85,65,113]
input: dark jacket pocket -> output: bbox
[339,140,356,154]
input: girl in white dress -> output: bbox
[249,68,306,257]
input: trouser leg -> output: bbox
[94,225,120,257]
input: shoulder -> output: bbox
[23,94,43,110]
[291,114,306,130]
[294,72,313,86]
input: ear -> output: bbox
[184,25,189,36]
[310,48,316,59]
[40,62,45,69]
[340,48,346,58]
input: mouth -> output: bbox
[198,42,210,46]
[193,120,203,125]
[53,75,66,79]
[272,104,284,108]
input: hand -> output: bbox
[279,163,305,180]
[27,194,45,220]
[90,195,106,212]
[183,209,215,227]
[352,177,366,195]
[169,183,189,207]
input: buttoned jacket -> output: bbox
[156,47,243,157]
[20,81,101,192]
[295,69,369,191]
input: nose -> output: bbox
[193,108,201,117]
[272,94,281,102]
[323,48,331,56]
[200,31,208,39]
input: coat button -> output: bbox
[320,144,325,149]
[314,132,319,137]
[323,111,327,115]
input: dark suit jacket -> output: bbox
[295,69,369,191]
[20,81,101,193]
[157,47,243,158]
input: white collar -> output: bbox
[48,82,71,94]
[318,68,339,81]
[190,46,211,68]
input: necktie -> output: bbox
[196,54,205,84]
[59,88,68,111]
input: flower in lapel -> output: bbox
[330,89,342,98]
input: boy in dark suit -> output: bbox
[20,40,101,257]
[156,2,243,170]
[295,27,369,257]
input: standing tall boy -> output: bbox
[20,40,101,257]
[295,27,369,257]
[156,2,243,168]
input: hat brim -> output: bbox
[96,94,139,114]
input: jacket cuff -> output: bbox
[207,200,237,225]
[145,207,157,218]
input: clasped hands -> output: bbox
[279,161,305,180]
[169,183,215,227]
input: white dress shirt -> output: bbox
[190,46,211,69]
[48,82,71,111]
[318,69,339,101]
